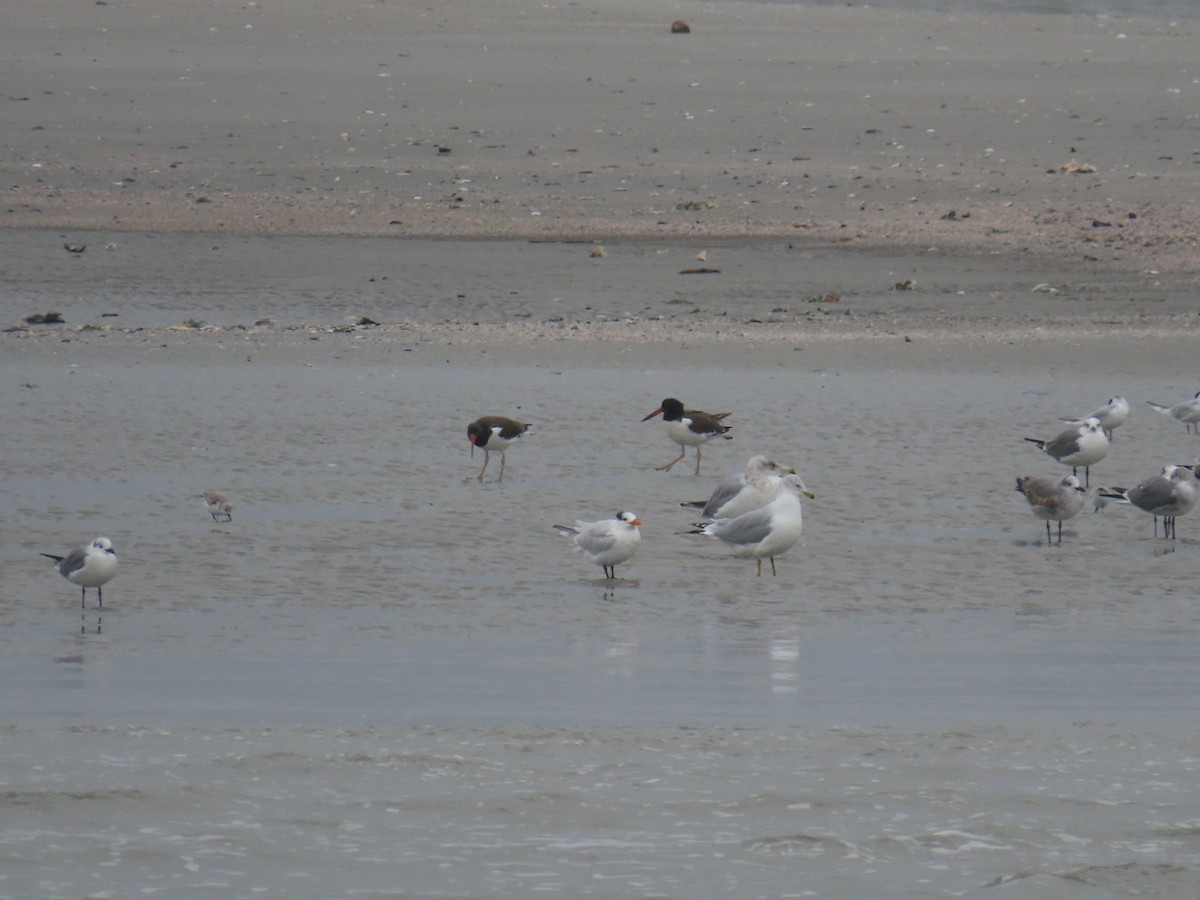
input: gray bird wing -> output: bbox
[1130,477,1177,511]
[701,475,746,517]
[576,523,619,556]
[1019,477,1059,511]
[710,507,775,546]
[1043,431,1081,459]
[1059,403,1112,425]
[59,547,89,576]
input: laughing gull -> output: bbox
[688,473,814,576]
[1099,464,1199,540]
[203,490,234,522]
[1024,417,1109,486]
[467,415,531,482]
[41,537,118,608]
[1058,395,1129,440]
[553,511,643,579]
[642,397,732,476]
[680,454,798,519]
[1015,474,1087,545]
[1146,392,1200,434]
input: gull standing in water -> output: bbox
[41,537,118,608]
[688,473,814,576]
[1100,464,1200,540]
[1058,395,1129,440]
[467,416,530,482]
[680,454,797,520]
[642,397,732,476]
[553,511,643,579]
[1146,392,1200,434]
[1024,416,1109,486]
[1015,474,1087,545]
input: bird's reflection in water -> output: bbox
[600,578,640,602]
[80,611,102,635]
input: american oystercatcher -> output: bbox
[642,397,731,476]
[467,416,530,482]
[41,536,119,608]
[552,510,643,580]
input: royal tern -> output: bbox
[467,416,530,482]
[203,490,234,522]
[642,397,732,476]
[680,454,798,519]
[1024,417,1109,486]
[41,536,118,608]
[688,473,814,576]
[1058,395,1129,440]
[1015,474,1087,545]
[1099,464,1199,540]
[553,511,643,579]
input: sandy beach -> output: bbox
[5,1,1200,897]
[4,0,1199,344]
[4,0,1200,263]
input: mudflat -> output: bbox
[5,3,1200,896]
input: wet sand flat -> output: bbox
[5,0,1200,896]
[6,316,1200,728]
[6,323,1200,894]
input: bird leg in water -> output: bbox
[656,448,687,472]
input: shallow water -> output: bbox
[3,721,1198,899]
[4,293,1200,896]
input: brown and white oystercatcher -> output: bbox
[467,415,530,482]
[642,397,732,476]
